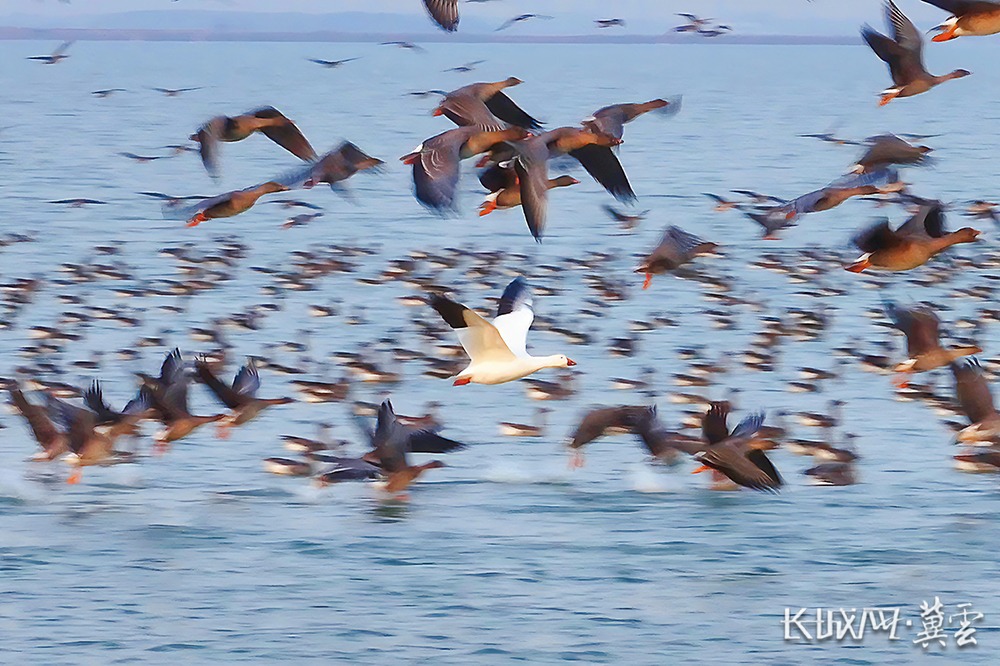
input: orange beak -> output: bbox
[566,359,577,366]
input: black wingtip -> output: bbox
[431,294,468,329]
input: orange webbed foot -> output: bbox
[931,27,958,42]
[845,260,870,273]
[878,93,898,107]
[67,469,82,485]
[642,273,653,290]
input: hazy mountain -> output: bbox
[0,9,868,37]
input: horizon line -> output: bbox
[0,27,864,45]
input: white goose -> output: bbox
[430,277,576,386]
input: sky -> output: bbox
[1,0,955,35]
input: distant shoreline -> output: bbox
[0,27,860,46]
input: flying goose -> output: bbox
[862,1,970,105]
[430,276,575,386]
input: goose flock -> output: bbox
[7,0,1000,501]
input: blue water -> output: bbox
[2,40,1000,663]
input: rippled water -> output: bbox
[2,40,1000,663]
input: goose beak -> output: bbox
[566,358,577,366]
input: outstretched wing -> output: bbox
[513,152,549,241]
[702,401,731,445]
[84,381,118,424]
[853,219,902,254]
[431,295,516,363]
[159,348,186,385]
[423,0,459,32]
[232,360,261,398]
[253,107,318,162]
[10,388,62,446]
[886,301,941,357]
[373,400,408,473]
[408,430,467,453]
[195,359,244,409]
[493,277,534,358]
[484,91,543,130]
[195,122,222,180]
[730,412,765,439]
[569,144,636,203]
[697,443,782,492]
[410,128,470,211]
[952,357,997,424]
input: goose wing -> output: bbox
[423,0,459,31]
[492,277,534,358]
[252,107,318,162]
[431,295,517,363]
[195,359,244,409]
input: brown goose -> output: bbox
[402,126,528,211]
[846,203,979,272]
[140,352,225,444]
[45,394,130,484]
[478,166,579,216]
[185,182,289,227]
[604,204,650,229]
[635,225,717,289]
[862,1,970,106]
[434,78,542,130]
[924,0,1000,41]
[885,302,981,386]
[83,380,149,438]
[582,97,680,141]
[192,107,317,179]
[632,407,706,465]
[513,127,631,240]
[851,134,932,173]
[195,358,294,434]
[9,384,68,461]
[371,400,446,496]
[804,462,857,486]
[301,142,383,190]
[566,405,658,467]
[353,405,465,464]
[951,358,1000,443]
[692,410,783,492]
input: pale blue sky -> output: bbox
[2,0,954,35]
